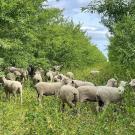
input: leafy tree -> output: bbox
[108,15,135,69]
[83,0,135,33]
[0,0,106,69]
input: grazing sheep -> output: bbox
[1,77,23,104]
[66,72,74,79]
[59,83,79,111]
[33,71,42,84]
[46,70,59,82]
[129,79,135,88]
[35,78,69,104]
[73,80,95,88]
[96,81,127,111]
[106,78,117,87]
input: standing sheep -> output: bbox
[35,78,69,104]
[59,83,79,111]
[96,81,127,112]
[1,77,23,104]
[33,71,42,84]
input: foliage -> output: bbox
[108,15,135,69]
[0,67,135,135]
[0,0,106,69]
[83,0,135,33]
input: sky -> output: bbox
[44,0,109,57]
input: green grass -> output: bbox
[0,67,135,135]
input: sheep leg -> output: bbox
[13,91,17,103]
[38,94,43,106]
[61,102,65,112]
[96,100,104,112]
[68,101,75,108]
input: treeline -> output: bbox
[82,0,135,78]
[0,0,106,70]
[85,0,135,72]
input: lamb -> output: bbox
[33,71,42,84]
[1,77,23,104]
[54,74,69,82]
[46,70,59,82]
[73,80,95,88]
[35,78,69,104]
[106,78,117,87]
[59,82,79,111]
[66,72,74,79]
[96,81,127,111]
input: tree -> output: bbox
[83,0,135,33]
[0,0,106,69]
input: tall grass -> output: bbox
[0,65,135,135]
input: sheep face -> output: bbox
[119,81,127,87]
[129,79,135,87]
[107,78,117,87]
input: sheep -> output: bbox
[129,79,135,88]
[96,81,127,112]
[59,82,79,111]
[73,80,95,88]
[106,78,117,87]
[33,71,42,84]
[1,77,23,104]
[46,70,59,82]
[35,78,70,104]
[66,72,74,79]
[7,67,28,81]
[77,85,97,103]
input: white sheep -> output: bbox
[59,83,79,111]
[106,78,117,87]
[77,78,117,102]
[1,77,23,104]
[33,71,42,84]
[35,78,69,104]
[96,81,127,111]
[77,85,97,103]
[73,80,95,88]
[46,70,59,82]
[66,72,74,79]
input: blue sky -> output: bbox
[44,0,109,57]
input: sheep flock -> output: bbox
[0,65,134,113]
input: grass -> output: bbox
[0,66,135,135]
